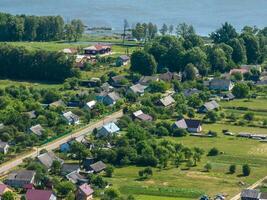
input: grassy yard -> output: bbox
[0,79,62,89]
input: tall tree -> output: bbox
[210,22,238,44]
[160,24,168,35]
[122,19,129,44]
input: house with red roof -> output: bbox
[26,189,56,200]
[83,44,111,55]
[76,183,94,200]
[0,183,12,197]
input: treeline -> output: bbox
[130,23,267,77]
[0,45,77,82]
[0,13,84,42]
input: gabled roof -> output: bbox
[210,79,232,88]
[49,100,65,107]
[203,100,220,111]
[107,92,121,102]
[90,161,106,173]
[61,163,80,175]
[118,55,130,61]
[25,111,37,119]
[26,189,53,200]
[102,122,120,133]
[6,170,35,182]
[37,151,64,169]
[111,75,126,83]
[133,110,152,121]
[66,171,87,184]
[85,100,96,109]
[183,88,200,97]
[139,76,159,85]
[30,124,44,136]
[63,111,80,123]
[159,95,175,107]
[79,183,94,196]
[241,189,260,199]
[174,119,201,129]
[129,84,148,94]
[84,44,111,51]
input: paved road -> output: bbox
[230,175,267,200]
[0,110,123,175]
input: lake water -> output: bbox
[0,0,266,35]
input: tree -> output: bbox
[228,38,247,64]
[210,22,238,44]
[51,160,62,175]
[169,25,174,34]
[149,81,168,93]
[132,23,145,41]
[105,165,114,177]
[182,63,197,81]
[242,164,251,176]
[176,23,195,38]
[64,24,75,42]
[232,83,250,98]
[207,147,219,156]
[204,163,212,172]
[130,51,157,75]
[173,128,188,137]
[71,19,84,41]
[122,19,129,44]
[138,167,153,179]
[2,191,15,200]
[56,181,75,197]
[243,112,255,121]
[101,188,120,200]
[241,33,260,64]
[229,164,236,174]
[160,24,168,35]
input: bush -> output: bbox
[173,128,188,137]
[244,112,255,121]
[207,147,219,156]
[229,164,236,174]
[242,164,251,176]
[204,163,212,172]
[139,167,153,179]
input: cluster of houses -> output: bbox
[0,147,109,199]
[62,44,130,68]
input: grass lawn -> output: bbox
[136,195,194,200]
[0,79,62,89]
[220,98,267,112]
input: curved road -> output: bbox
[0,110,123,175]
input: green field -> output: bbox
[107,98,267,199]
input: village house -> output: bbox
[116,55,130,66]
[49,100,66,108]
[241,189,267,200]
[159,71,181,82]
[222,93,235,101]
[209,79,234,91]
[30,124,45,136]
[5,170,35,188]
[83,44,111,55]
[241,65,262,73]
[159,95,176,107]
[60,141,72,153]
[63,111,80,125]
[97,122,120,137]
[100,82,114,93]
[183,88,200,97]
[26,189,57,200]
[128,84,148,95]
[37,151,64,169]
[0,141,9,154]
[25,110,37,119]
[89,161,107,173]
[61,163,80,176]
[173,118,202,133]
[133,110,153,121]
[110,75,127,87]
[97,91,121,106]
[76,183,94,200]
[75,55,91,68]
[199,100,220,113]
[0,183,12,198]
[257,76,267,86]
[66,171,88,184]
[138,75,159,85]
[84,100,97,111]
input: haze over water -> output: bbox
[0,0,266,35]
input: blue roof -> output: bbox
[103,122,120,133]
